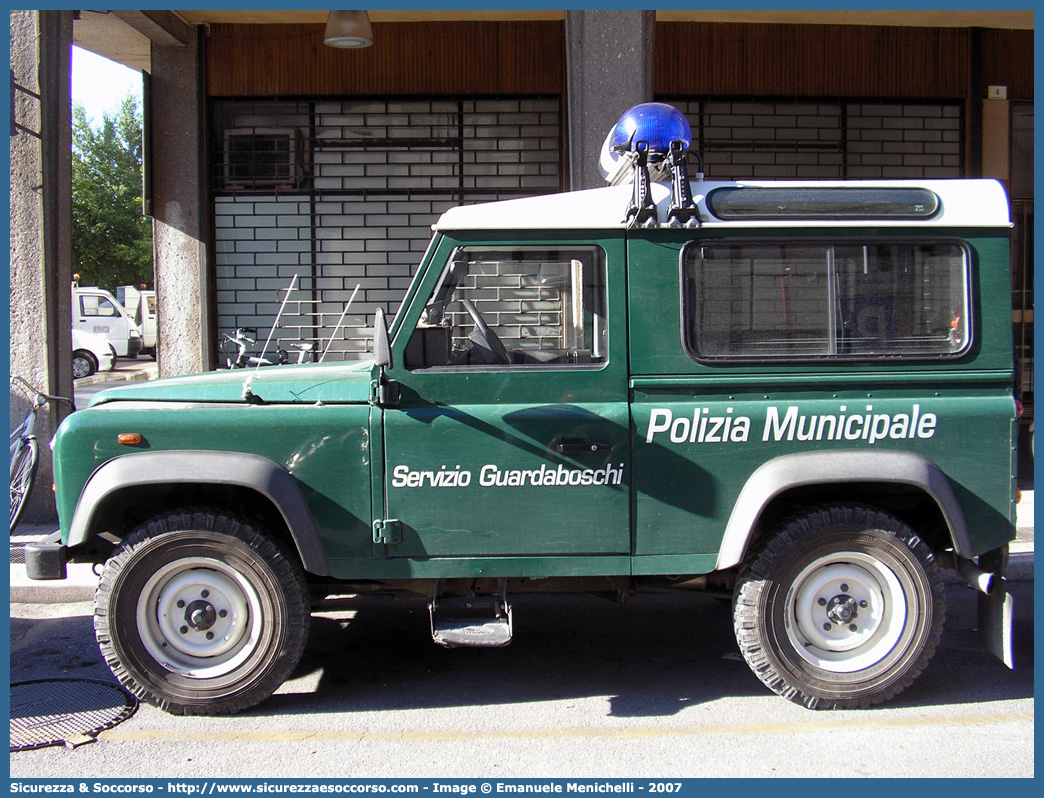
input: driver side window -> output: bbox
[405,246,608,370]
[81,296,118,317]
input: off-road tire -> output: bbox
[95,509,310,715]
[733,504,944,709]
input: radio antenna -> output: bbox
[254,274,298,375]
[320,283,360,363]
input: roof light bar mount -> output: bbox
[602,103,704,229]
[665,139,700,229]
[622,138,658,228]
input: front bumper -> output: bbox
[24,532,67,580]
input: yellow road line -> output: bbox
[100,711,1033,743]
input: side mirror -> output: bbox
[373,307,393,369]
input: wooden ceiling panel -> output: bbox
[207,22,564,97]
[656,23,974,99]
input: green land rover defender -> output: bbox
[27,105,1018,716]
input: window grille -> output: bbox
[665,99,963,181]
[210,98,562,363]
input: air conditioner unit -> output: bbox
[223,128,301,188]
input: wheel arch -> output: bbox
[715,450,971,571]
[67,450,330,576]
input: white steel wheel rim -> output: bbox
[136,556,264,679]
[784,551,908,673]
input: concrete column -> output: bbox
[149,31,209,375]
[9,10,74,524]
[565,10,655,191]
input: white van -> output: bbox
[72,284,143,358]
[116,285,158,357]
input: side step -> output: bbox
[429,581,513,648]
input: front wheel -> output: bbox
[733,504,944,709]
[95,509,310,715]
[9,438,39,531]
[72,351,97,379]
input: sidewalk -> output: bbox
[9,492,1035,604]
[10,527,100,603]
[1014,487,1034,548]
[76,356,157,387]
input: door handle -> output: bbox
[554,441,612,454]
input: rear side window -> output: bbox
[683,240,970,361]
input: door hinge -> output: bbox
[369,378,399,406]
[373,519,402,545]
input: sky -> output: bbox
[71,46,143,125]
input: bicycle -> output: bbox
[222,328,273,369]
[276,339,315,365]
[222,328,315,369]
[10,376,74,531]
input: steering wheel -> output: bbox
[461,298,511,365]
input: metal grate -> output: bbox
[209,97,563,363]
[1011,200,1034,404]
[667,98,963,181]
[10,679,138,751]
[1010,104,1033,408]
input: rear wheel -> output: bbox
[95,509,310,715]
[733,504,944,709]
[9,438,39,531]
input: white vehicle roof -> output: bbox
[434,179,1011,231]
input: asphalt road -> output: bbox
[9,557,1034,779]
[73,357,157,408]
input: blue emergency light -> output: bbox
[607,102,692,159]
[598,102,701,229]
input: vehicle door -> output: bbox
[377,235,630,560]
[74,291,131,356]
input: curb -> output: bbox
[10,496,1034,606]
[9,565,97,604]
[10,556,1035,605]
[75,362,157,388]
[10,527,100,604]
[10,538,1035,606]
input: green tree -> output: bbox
[71,95,152,292]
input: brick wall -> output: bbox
[211,98,561,363]
[449,257,568,353]
[672,100,962,180]
[212,96,962,365]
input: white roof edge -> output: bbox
[434,179,1012,231]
